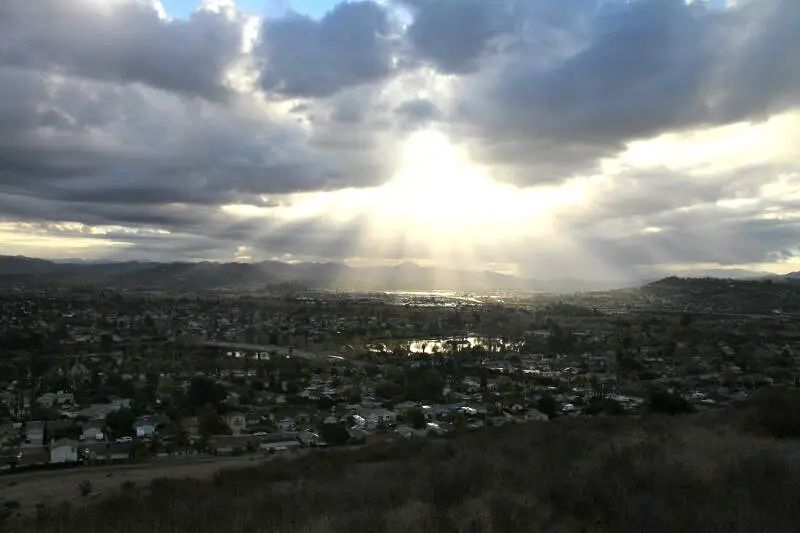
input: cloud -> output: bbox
[0,0,246,101]
[256,1,395,97]
[0,0,798,275]
[401,0,510,74]
[394,98,442,128]
[449,0,800,184]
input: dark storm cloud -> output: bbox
[0,62,384,217]
[401,0,509,74]
[0,0,244,101]
[256,1,395,97]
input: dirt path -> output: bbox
[1,454,266,516]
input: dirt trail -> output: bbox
[1,454,265,516]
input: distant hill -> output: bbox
[0,255,783,293]
[643,268,777,280]
[787,272,800,280]
[0,255,635,293]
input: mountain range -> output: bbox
[0,255,794,293]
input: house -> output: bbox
[225,412,246,435]
[258,433,302,453]
[297,431,323,447]
[277,417,294,431]
[83,442,133,462]
[135,414,169,429]
[135,424,156,439]
[47,418,76,435]
[50,438,79,463]
[107,442,133,461]
[347,427,370,443]
[426,422,449,436]
[36,391,75,409]
[359,408,397,429]
[81,426,105,441]
[208,435,259,455]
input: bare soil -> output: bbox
[1,454,266,516]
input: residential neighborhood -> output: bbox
[2,278,800,472]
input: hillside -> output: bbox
[636,275,800,314]
[7,400,800,533]
[0,256,630,293]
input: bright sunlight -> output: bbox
[216,128,593,270]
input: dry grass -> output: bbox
[8,411,800,533]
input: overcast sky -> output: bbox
[0,0,798,280]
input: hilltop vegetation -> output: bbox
[8,393,800,533]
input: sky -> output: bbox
[0,0,799,281]
[162,0,335,18]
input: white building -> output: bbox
[50,438,79,464]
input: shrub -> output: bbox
[747,387,800,438]
[19,413,800,533]
[648,390,694,414]
[78,480,93,497]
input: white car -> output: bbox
[116,436,133,443]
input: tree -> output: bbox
[129,440,150,462]
[586,398,626,416]
[316,396,335,410]
[116,379,136,399]
[319,423,350,446]
[648,390,694,415]
[748,387,800,438]
[343,387,362,404]
[188,377,227,409]
[408,369,445,401]
[536,394,558,418]
[494,376,514,394]
[375,380,403,400]
[105,408,136,437]
[198,404,230,438]
[405,407,427,429]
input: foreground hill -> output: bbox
[10,395,800,533]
